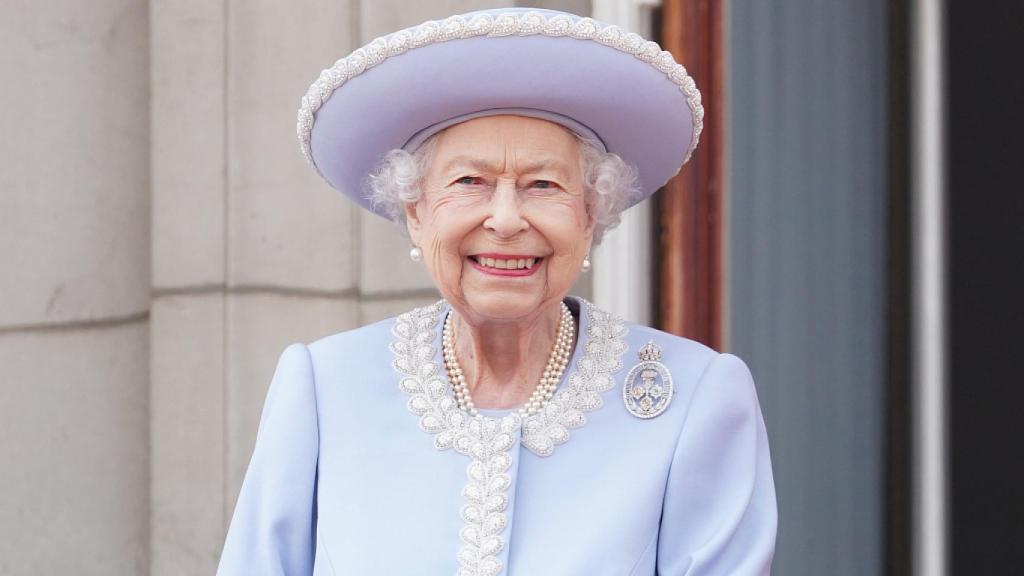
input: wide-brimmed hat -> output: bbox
[297,7,703,219]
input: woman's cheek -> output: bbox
[423,233,466,298]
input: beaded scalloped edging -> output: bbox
[521,302,628,456]
[297,11,704,180]
[389,298,628,460]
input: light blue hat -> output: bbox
[297,8,703,218]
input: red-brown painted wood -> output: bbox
[658,0,724,350]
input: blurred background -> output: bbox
[1,0,1021,574]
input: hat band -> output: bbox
[402,107,608,152]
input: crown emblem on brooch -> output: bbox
[623,340,673,419]
[638,341,663,362]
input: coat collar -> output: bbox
[390,296,628,457]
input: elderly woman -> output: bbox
[218,7,776,576]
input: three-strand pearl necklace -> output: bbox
[442,302,575,418]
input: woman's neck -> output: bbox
[452,301,569,410]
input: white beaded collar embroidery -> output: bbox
[297,11,704,174]
[390,298,628,575]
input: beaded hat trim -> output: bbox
[296,10,704,181]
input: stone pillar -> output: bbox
[0,0,150,573]
[149,1,358,574]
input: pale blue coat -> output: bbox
[217,298,777,575]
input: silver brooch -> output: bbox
[623,341,673,419]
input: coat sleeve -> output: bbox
[217,343,319,575]
[657,353,777,576]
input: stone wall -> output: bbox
[0,0,150,573]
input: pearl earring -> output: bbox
[409,246,423,262]
[581,255,591,273]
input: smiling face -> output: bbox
[405,115,595,325]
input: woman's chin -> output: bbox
[460,292,548,323]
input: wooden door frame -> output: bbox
[657,0,724,349]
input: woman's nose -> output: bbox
[483,181,529,238]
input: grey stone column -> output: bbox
[0,0,150,573]
[149,1,361,574]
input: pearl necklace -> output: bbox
[442,303,575,418]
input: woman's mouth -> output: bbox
[468,254,543,276]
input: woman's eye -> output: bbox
[454,176,482,186]
[531,180,557,190]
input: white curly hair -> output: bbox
[367,130,639,245]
